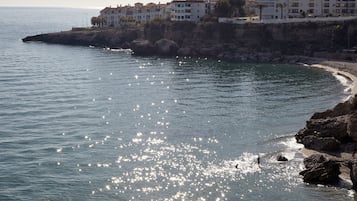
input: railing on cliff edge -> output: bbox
[218,16,357,24]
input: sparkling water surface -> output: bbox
[0,7,354,201]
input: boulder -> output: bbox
[130,39,155,56]
[154,39,179,56]
[300,154,340,184]
[347,113,357,142]
[302,117,349,142]
[277,155,288,162]
[311,99,354,119]
[177,47,193,56]
[301,136,340,151]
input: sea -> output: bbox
[0,7,354,201]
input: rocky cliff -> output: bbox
[23,19,357,60]
[296,96,357,189]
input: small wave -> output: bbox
[204,152,261,177]
[333,72,353,92]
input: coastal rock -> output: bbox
[302,117,349,142]
[295,97,357,151]
[277,155,288,162]
[301,136,341,151]
[311,98,355,119]
[299,154,340,184]
[130,39,155,56]
[347,113,357,142]
[199,46,222,57]
[177,47,193,56]
[154,39,179,56]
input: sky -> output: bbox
[0,0,169,9]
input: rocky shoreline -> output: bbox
[295,61,357,190]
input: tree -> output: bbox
[229,0,246,16]
[91,16,98,27]
[214,0,233,17]
[91,16,106,27]
[276,3,284,19]
[255,4,267,21]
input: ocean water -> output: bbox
[0,7,353,201]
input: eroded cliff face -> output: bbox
[23,19,357,59]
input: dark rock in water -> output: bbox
[177,47,193,56]
[130,39,155,56]
[348,161,357,190]
[300,154,340,184]
[277,155,288,161]
[154,39,179,56]
[301,136,341,151]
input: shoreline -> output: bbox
[298,58,357,186]
[308,60,357,95]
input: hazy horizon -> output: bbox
[0,0,170,9]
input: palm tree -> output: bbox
[91,16,98,27]
[276,3,284,19]
[256,4,267,21]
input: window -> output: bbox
[291,9,299,13]
[291,2,299,7]
[309,3,314,7]
[324,3,329,7]
[323,9,329,13]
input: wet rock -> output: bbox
[130,39,155,56]
[300,154,340,184]
[297,117,349,142]
[154,39,179,56]
[177,47,193,56]
[301,136,340,151]
[277,155,288,161]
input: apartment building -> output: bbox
[255,0,357,19]
[170,0,215,22]
[99,3,171,27]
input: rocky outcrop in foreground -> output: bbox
[296,96,357,189]
[300,154,340,184]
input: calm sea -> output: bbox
[0,7,353,201]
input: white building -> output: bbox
[255,0,357,20]
[254,0,289,19]
[170,0,215,22]
[288,0,357,17]
[99,3,171,27]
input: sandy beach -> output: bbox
[310,60,357,94]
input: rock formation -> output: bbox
[297,96,357,188]
[300,154,340,184]
[296,96,357,152]
[277,155,288,161]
